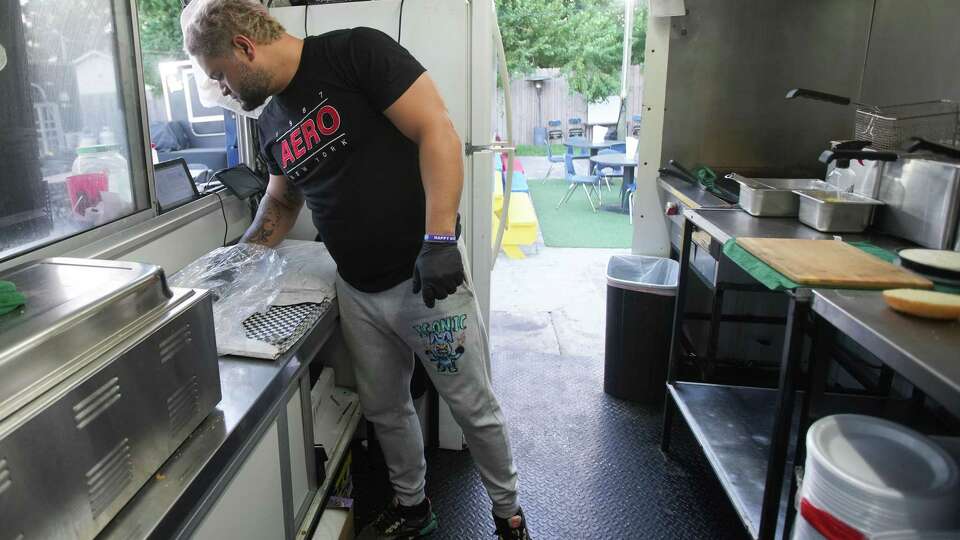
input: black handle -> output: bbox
[667,159,699,183]
[902,137,960,160]
[786,88,852,106]
[659,167,697,185]
[710,186,739,204]
[819,149,898,165]
[834,140,872,151]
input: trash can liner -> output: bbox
[604,255,678,402]
[606,255,679,295]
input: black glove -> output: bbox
[412,242,466,308]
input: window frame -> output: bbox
[0,0,246,271]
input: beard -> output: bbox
[234,62,272,111]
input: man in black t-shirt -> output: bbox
[182,2,530,539]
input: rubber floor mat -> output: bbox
[351,351,749,539]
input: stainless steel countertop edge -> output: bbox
[811,290,960,417]
[658,176,735,210]
[100,298,341,539]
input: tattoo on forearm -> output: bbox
[242,195,282,246]
[282,184,304,209]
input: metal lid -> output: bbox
[0,258,172,422]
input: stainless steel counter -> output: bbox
[812,290,960,417]
[685,208,832,245]
[99,299,340,539]
[686,208,918,253]
[658,176,735,210]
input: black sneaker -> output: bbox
[493,507,531,540]
[357,498,438,540]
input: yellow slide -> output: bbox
[493,172,539,259]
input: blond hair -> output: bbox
[182,0,285,57]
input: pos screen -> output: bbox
[154,158,201,213]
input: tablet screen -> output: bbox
[155,159,200,213]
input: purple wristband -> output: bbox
[424,233,457,243]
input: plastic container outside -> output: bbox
[72,144,133,205]
[604,256,679,401]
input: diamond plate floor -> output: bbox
[351,351,749,539]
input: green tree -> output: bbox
[497,0,647,104]
[561,2,623,103]
[496,0,575,75]
[137,0,187,93]
[632,3,647,65]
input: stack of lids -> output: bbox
[793,414,960,539]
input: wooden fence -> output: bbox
[495,66,645,146]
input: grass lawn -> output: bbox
[515,144,564,157]
[526,178,633,248]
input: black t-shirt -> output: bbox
[258,27,427,292]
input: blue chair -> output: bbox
[547,119,563,141]
[557,152,602,212]
[565,136,590,160]
[568,117,584,138]
[542,140,566,181]
[594,148,623,191]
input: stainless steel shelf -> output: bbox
[812,289,960,417]
[300,404,363,540]
[667,382,795,540]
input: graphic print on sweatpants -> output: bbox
[413,314,469,374]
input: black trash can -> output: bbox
[604,255,679,402]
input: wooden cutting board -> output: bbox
[737,238,934,289]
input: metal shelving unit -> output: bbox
[662,212,810,540]
[298,404,364,539]
[667,382,796,539]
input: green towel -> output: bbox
[721,240,800,291]
[0,281,25,316]
[721,240,960,294]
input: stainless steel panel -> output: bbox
[99,299,339,540]
[657,176,735,252]
[873,158,960,249]
[858,1,960,107]
[0,287,220,540]
[0,258,171,421]
[662,0,874,178]
[795,190,884,233]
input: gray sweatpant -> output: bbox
[336,250,520,518]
